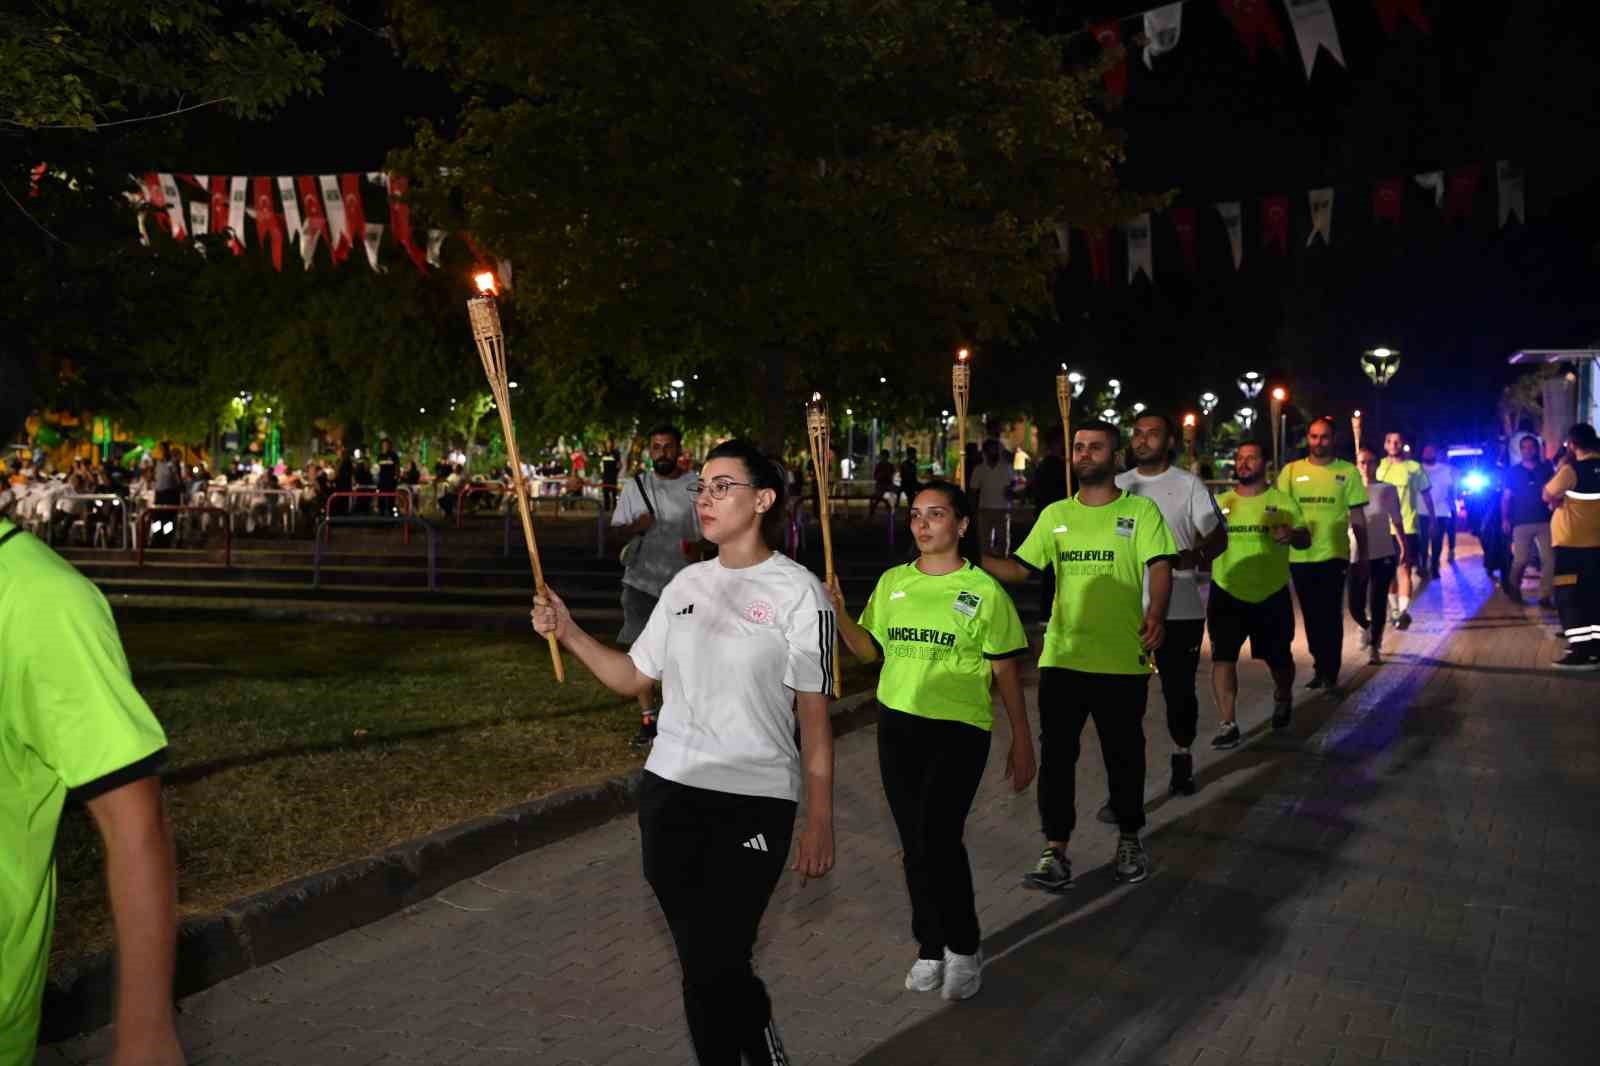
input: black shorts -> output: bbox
[1207,582,1294,665]
[1401,532,1421,564]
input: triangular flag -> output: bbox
[1373,177,1403,223]
[340,175,367,260]
[227,177,248,255]
[296,177,329,257]
[1443,164,1481,223]
[140,174,169,241]
[1215,202,1243,269]
[1414,170,1445,207]
[1052,222,1071,265]
[1497,161,1525,227]
[426,229,446,268]
[277,177,304,245]
[1171,207,1197,272]
[208,177,230,239]
[157,173,186,239]
[497,258,513,290]
[1262,195,1289,254]
[1086,227,1111,283]
[1126,213,1153,283]
[188,201,209,245]
[318,175,351,263]
[1091,21,1128,104]
[387,175,429,273]
[252,177,284,271]
[1306,187,1333,246]
[128,185,151,246]
[363,223,385,271]
[1218,0,1286,60]
[1143,4,1184,68]
[1373,0,1430,35]
[1284,0,1345,78]
[300,225,322,271]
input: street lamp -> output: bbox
[1199,391,1219,415]
[1360,347,1401,433]
[1269,387,1288,472]
[1237,371,1263,399]
[1101,408,1120,424]
[1235,407,1257,430]
[1106,378,1122,401]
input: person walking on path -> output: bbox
[898,446,921,509]
[981,420,1176,891]
[1347,446,1407,665]
[867,448,897,524]
[968,438,1014,558]
[0,372,185,1066]
[828,481,1033,1002]
[1543,423,1600,669]
[1502,434,1556,607]
[375,437,401,516]
[1376,431,1433,630]
[610,425,702,749]
[533,439,835,1066]
[1277,416,1370,691]
[1028,427,1069,624]
[1209,441,1310,749]
[1114,413,1228,797]
[599,439,621,512]
[1419,443,1456,575]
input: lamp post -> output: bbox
[1269,387,1288,473]
[1360,347,1401,433]
[952,348,971,486]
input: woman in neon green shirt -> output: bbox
[830,481,1033,1003]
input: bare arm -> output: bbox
[1348,504,1370,565]
[791,691,835,880]
[85,776,185,1066]
[531,588,655,698]
[1140,559,1173,652]
[991,657,1035,792]
[826,577,879,663]
[981,553,1034,584]
[1193,521,1228,568]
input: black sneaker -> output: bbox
[1211,723,1241,750]
[1169,753,1196,796]
[1305,675,1327,690]
[1022,846,1073,892]
[1095,802,1116,825]
[1271,697,1293,730]
[1396,611,1412,630]
[1552,651,1600,672]
[630,716,658,750]
[1114,835,1149,884]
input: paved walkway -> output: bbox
[46,547,1599,1066]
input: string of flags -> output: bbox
[1061,161,1528,285]
[128,170,509,283]
[1090,0,1435,103]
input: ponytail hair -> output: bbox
[909,479,981,565]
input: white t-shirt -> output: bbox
[968,461,1012,510]
[1421,462,1455,514]
[630,552,835,802]
[1114,465,1223,621]
[1352,480,1403,560]
[611,471,702,597]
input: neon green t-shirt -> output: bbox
[1375,457,1432,534]
[1212,488,1306,603]
[0,521,168,1063]
[858,561,1027,730]
[1276,459,1369,563]
[1013,492,1177,675]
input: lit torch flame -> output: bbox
[1271,387,1287,401]
[474,271,498,295]
[1183,413,1196,427]
[957,348,970,363]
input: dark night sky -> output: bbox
[171,1,1600,443]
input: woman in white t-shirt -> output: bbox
[533,438,836,1066]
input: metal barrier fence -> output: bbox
[136,505,231,567]
[48,493,135,549]
[313,513,437,591]
[321,491,414,544]
[223,485,302,535]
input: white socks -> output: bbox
[1399,596,1411,613]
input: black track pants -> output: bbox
[1036,667,1150,839]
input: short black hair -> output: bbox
[1236,439,1265,458]
[1307,415,1337,435]
[648,424,682,445]
[704,438,785,513]
[0,357,32,442]
[1132,410,1176,439]
[1569,423,1598,451]
[1073,419,1121,448]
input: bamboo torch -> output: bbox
[1182,412,1197,466]
[805,392,842,697]
[1352,409,1363,457]
[468,271,565,682]
[952,348,971,487]
[1269,387,1287,475]
[1056,364,1075,493]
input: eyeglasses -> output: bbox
[689,477,754,500]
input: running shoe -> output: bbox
[1396,611,1412,630]
[1021,846,1073,892]
[941,949,983,1001]
[1305,675,1327,690]
[1368,645,1382,665]
[905,958,944,993]
[1271,697,1293,730]
[1552,650,1600,672]
[630,716,658,750]
[1169,752,1196,796]
[1358,628,1372,649]
[1211,723,1241,750]
[1114,835,1150,884]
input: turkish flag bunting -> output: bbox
[1373,177,1403,223]
[140,173,172,238]
[387,175,429,272]
[1218,0,1286,60]
[1373,0,1431,36]
[252,177,284,271]
[1171,207,1198,272]
[296,176,329,263]
[1090,21,1128,103]
[1262,195,1289,254]
[1443,164,1480,222]
[208,177,230,241]
[1086,227,1111,283]
[339,175,368,262]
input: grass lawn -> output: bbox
[52,620,879,969]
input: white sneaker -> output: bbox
[905,958,944,992]
[941,948,983,1000]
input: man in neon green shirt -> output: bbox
[1276,416,1370,690]
[1376,430,1433,630]
[1209,442,1310,749]
[983,420,1176,891]
[0,367,184,1066]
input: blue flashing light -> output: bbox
[1461,470,1490,494]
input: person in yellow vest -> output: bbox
[1544,423,1600,670]
[1376,430,1434,628]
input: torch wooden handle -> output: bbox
[502,437,565,683]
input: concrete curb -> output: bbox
[40,688,883,1042]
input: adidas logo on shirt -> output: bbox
[674,604,694,615]
[742,833,770,852]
